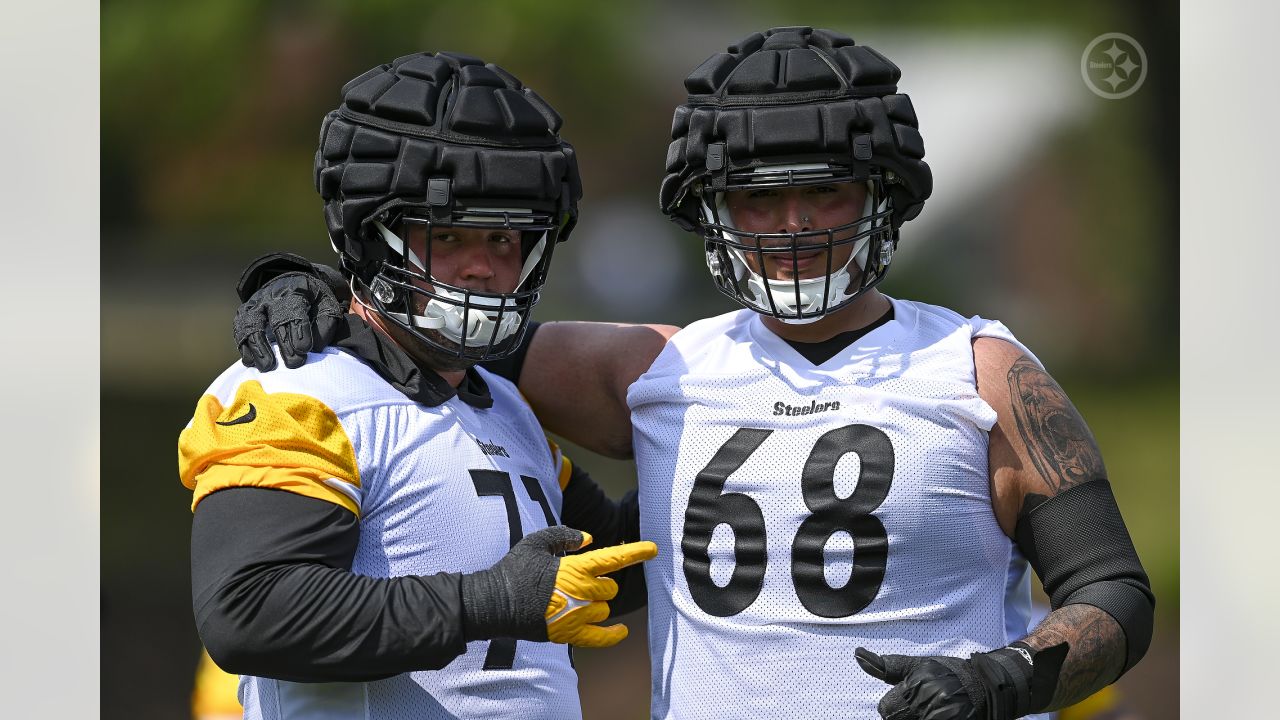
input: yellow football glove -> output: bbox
[546,532,658,648]
[459,526,658,648]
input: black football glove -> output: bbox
[232,252,351,371]
[458,525,657,647]
[855,643,1066,720]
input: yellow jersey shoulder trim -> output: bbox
[513,383,572,490]
[178,380,362,516]
[545,437,574,490]
[191,648,241,717]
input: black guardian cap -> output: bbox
[316,52,582,360]
[660,27,932,321]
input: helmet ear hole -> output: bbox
[370,277,398,304]
[878,239,893,270]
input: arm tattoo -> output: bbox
[1006,357,1105,493]
[1024,603,1126,709]
[1005,359,1128,707]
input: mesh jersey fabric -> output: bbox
[627,297,1049,720]
[182,346,579,720]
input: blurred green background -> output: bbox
[101,1,1177,717]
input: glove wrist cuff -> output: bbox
[312,262,353,304]
[459,570,513,641]
[236,251,321,302]
[972,641,1067,719]
[459,567,550,643]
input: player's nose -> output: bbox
[777,196,813,234]
[454,245,498,287]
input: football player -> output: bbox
[229,28,1154,720]
[178,52,656,720]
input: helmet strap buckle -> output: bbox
[427,177,453,225]
[851,132,873,180]
[706,142,728,190]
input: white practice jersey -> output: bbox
[189,347,578,720]
[628,297,1049,720]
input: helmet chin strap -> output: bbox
[371,221,545,346]
[741,237,870,322]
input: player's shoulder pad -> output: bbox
[177,347,396,516]
[472,365,533,417]
[202,346,412,416]
[626,309,748,390]
[894,297,971,341]
[473,363,518,394]
[896,297,1046,371]
[968,318,1043,371]
[660,309,751,359]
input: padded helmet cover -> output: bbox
[315,52,583,277]
[659,27,932,231]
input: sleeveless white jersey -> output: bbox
[627,297,1048,720]
[193,347,579,720]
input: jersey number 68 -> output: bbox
[681,424,894,618]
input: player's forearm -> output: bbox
[192,488,468,682]
[199,562,468,682]
[1021,603,1126,710]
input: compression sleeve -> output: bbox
[191,487,468,682]
[558,461,647,615]
[1015,479,1155,675]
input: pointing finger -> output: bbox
[572,541,658,576]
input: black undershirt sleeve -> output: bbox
[479,323,648,611]
[557,463,647,616]
[191,487,468,682]
[480,322,649,611]
[480,320,540,385]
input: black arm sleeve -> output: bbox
[1015,479,1155,676]
[479,321,540,385]
[191,487,468,682]
[558,462,647,615]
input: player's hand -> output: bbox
[856,647,984,720]
[856,644,1044,720]
[234,265,347,372]
[459,526,657,648]
[545,532,657,647]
